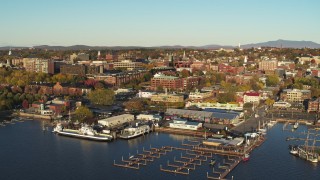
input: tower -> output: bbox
[97,51,101,60]
[8,49,12,56]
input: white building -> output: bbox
[273,101,291,108]
[169,118,202,131]
[188,89,212,101]
[137,90,156,98]
[136,114,161,121]
[243,91,260,104]
[98,114,134,127]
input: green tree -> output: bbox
[74,106,93,123]
[217,92,236,103]
[266,75,279,87]
[88,89,114,105]
[265,98,275,107]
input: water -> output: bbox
[0,120,319,180]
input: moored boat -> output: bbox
[293,122,299,129]
[53,123,113,141]
[118,124,150,139]
[243,154,250,162]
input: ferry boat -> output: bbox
[53,123,113,141]
[242,154,250,162]
[118,124,151,139]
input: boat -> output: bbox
[243,154,250,162]
[289,145,298,156]
[53,123,113,141]
[209,158,216,166]
[293,122,299,129]
[118,123,151,139]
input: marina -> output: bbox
[0,119,320,180]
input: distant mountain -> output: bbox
[242,39,320,49]
[1,39,319,50]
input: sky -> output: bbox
[1,0,320,47]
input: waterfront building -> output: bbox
[169,118,202,131]
[136,114,161,121]
[166,108,240,125]
[185,101,242,111]
[98,114,134,127]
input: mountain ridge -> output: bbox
[1,39,320,50]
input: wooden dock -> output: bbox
[155,127,214,137]
[113,146,173,170]
[207,157,241,179]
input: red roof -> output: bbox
[244,92,260,96]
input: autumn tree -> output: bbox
[180,69,190,78]
[123,98,145,112]
[88,89,114,105]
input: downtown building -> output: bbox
[23,58,54,74]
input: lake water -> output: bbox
[0,120,319,180]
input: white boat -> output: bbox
[53,123,113,141]
[118,124,151,139]
[293,122,299,129]
[290,148,298,156]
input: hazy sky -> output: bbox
[1,0,319,46]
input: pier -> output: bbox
[113,146,173,170]
[207,157,241,180]
[155,127,213,137]
[114,130,266,178]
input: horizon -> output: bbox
[2,39,320,48]
[1,0,320,47]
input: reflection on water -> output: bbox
[168,134,189,141]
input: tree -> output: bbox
[180,69,190,78]
[217,92,236,103]
[123,98,145,112]
[266,75,279,87]
[88,89,114,105]
[22,99,29,109]
[265,98,275,107]
[74,106,93,123]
